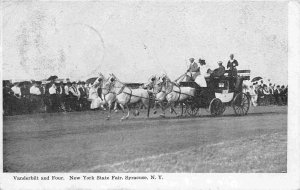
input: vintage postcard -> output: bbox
[1,0,299,189]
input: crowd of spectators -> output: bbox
[3,79,93,116]
[245,80,288,107]
[3,77,288,116]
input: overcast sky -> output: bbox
[2,1,287,84]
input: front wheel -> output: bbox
[209,98,225,116]
[185,102,199,116]
[232,92,250,116]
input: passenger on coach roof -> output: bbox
[227,54,239,77]
[187,58,200,80]
[210,61,226,78]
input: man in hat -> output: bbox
[78,81,87,110]
[280,85,287,105]
[145,75,156,92]
[211,61,225,78]
[40,81,49,112]
[11,82,22,98]
[30,81,41,95]
[82,81,90,109]
[274,85,282,105]
[93,77,104,101]
[227,54,239,77]
[56,81,66,111]
[208,61,226,89]
[49,82,59,112]
[11,83,22,114]
[187,58,200,81]
[30,81,42,113]
[64,82,71,111]
[268,83,275,105]
[69,82,80,111]
[20,82,31,114]
[3,81,14,115]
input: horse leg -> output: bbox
[135,102,142,116]
[153,101,157,114]
[160,101,170,117]
[133,102,140,116]
[100,95,106,110]
[170,102,176,114]
[114,101,118,113]
[159,101,165,115]
[106,101,111,120]
[125,104,130,119]
[180,102,184,116]
[140,98,150,116]
[170,102,178,116]
[118,104,126,121]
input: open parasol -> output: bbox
[251,76,263,82]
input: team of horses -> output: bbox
[88,73,195,121]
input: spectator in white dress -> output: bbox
[249,85,258,107]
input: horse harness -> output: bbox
[164,81,194,102]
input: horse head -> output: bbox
[105,73,114,83]
[98,72,105,80]
[153,78,164,93]
[157,74,173,93]
[102,74,115,94]
[143,75,157,89]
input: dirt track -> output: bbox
[3,106,287,172]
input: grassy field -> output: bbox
[3,105,287,173]
[89,131,286,173]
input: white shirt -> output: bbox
[64,86,69,95]
[268,86,274,94]
[30,86,41,95]
[263,88,270,95]
[58,86,63,95]
[69,86,79,97]
[11,86,21,96]
[49,86,57,95]
[77,86,81,97]
[249,88,257,96]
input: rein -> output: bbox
[164,79,194,100]
[109,77,146,105]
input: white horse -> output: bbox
[88,73,118,113]
[159,74,196,117]
[103,74,150,120]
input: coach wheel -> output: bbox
[185,102,199,116]
[209,98,224,116]
[232,92,250,116]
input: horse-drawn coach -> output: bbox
[179,70,251,116]
[89,69,251,120]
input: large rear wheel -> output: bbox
[232,92,250,116]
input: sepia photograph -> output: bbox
[1,0,289,173]
[1,1,299,189]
